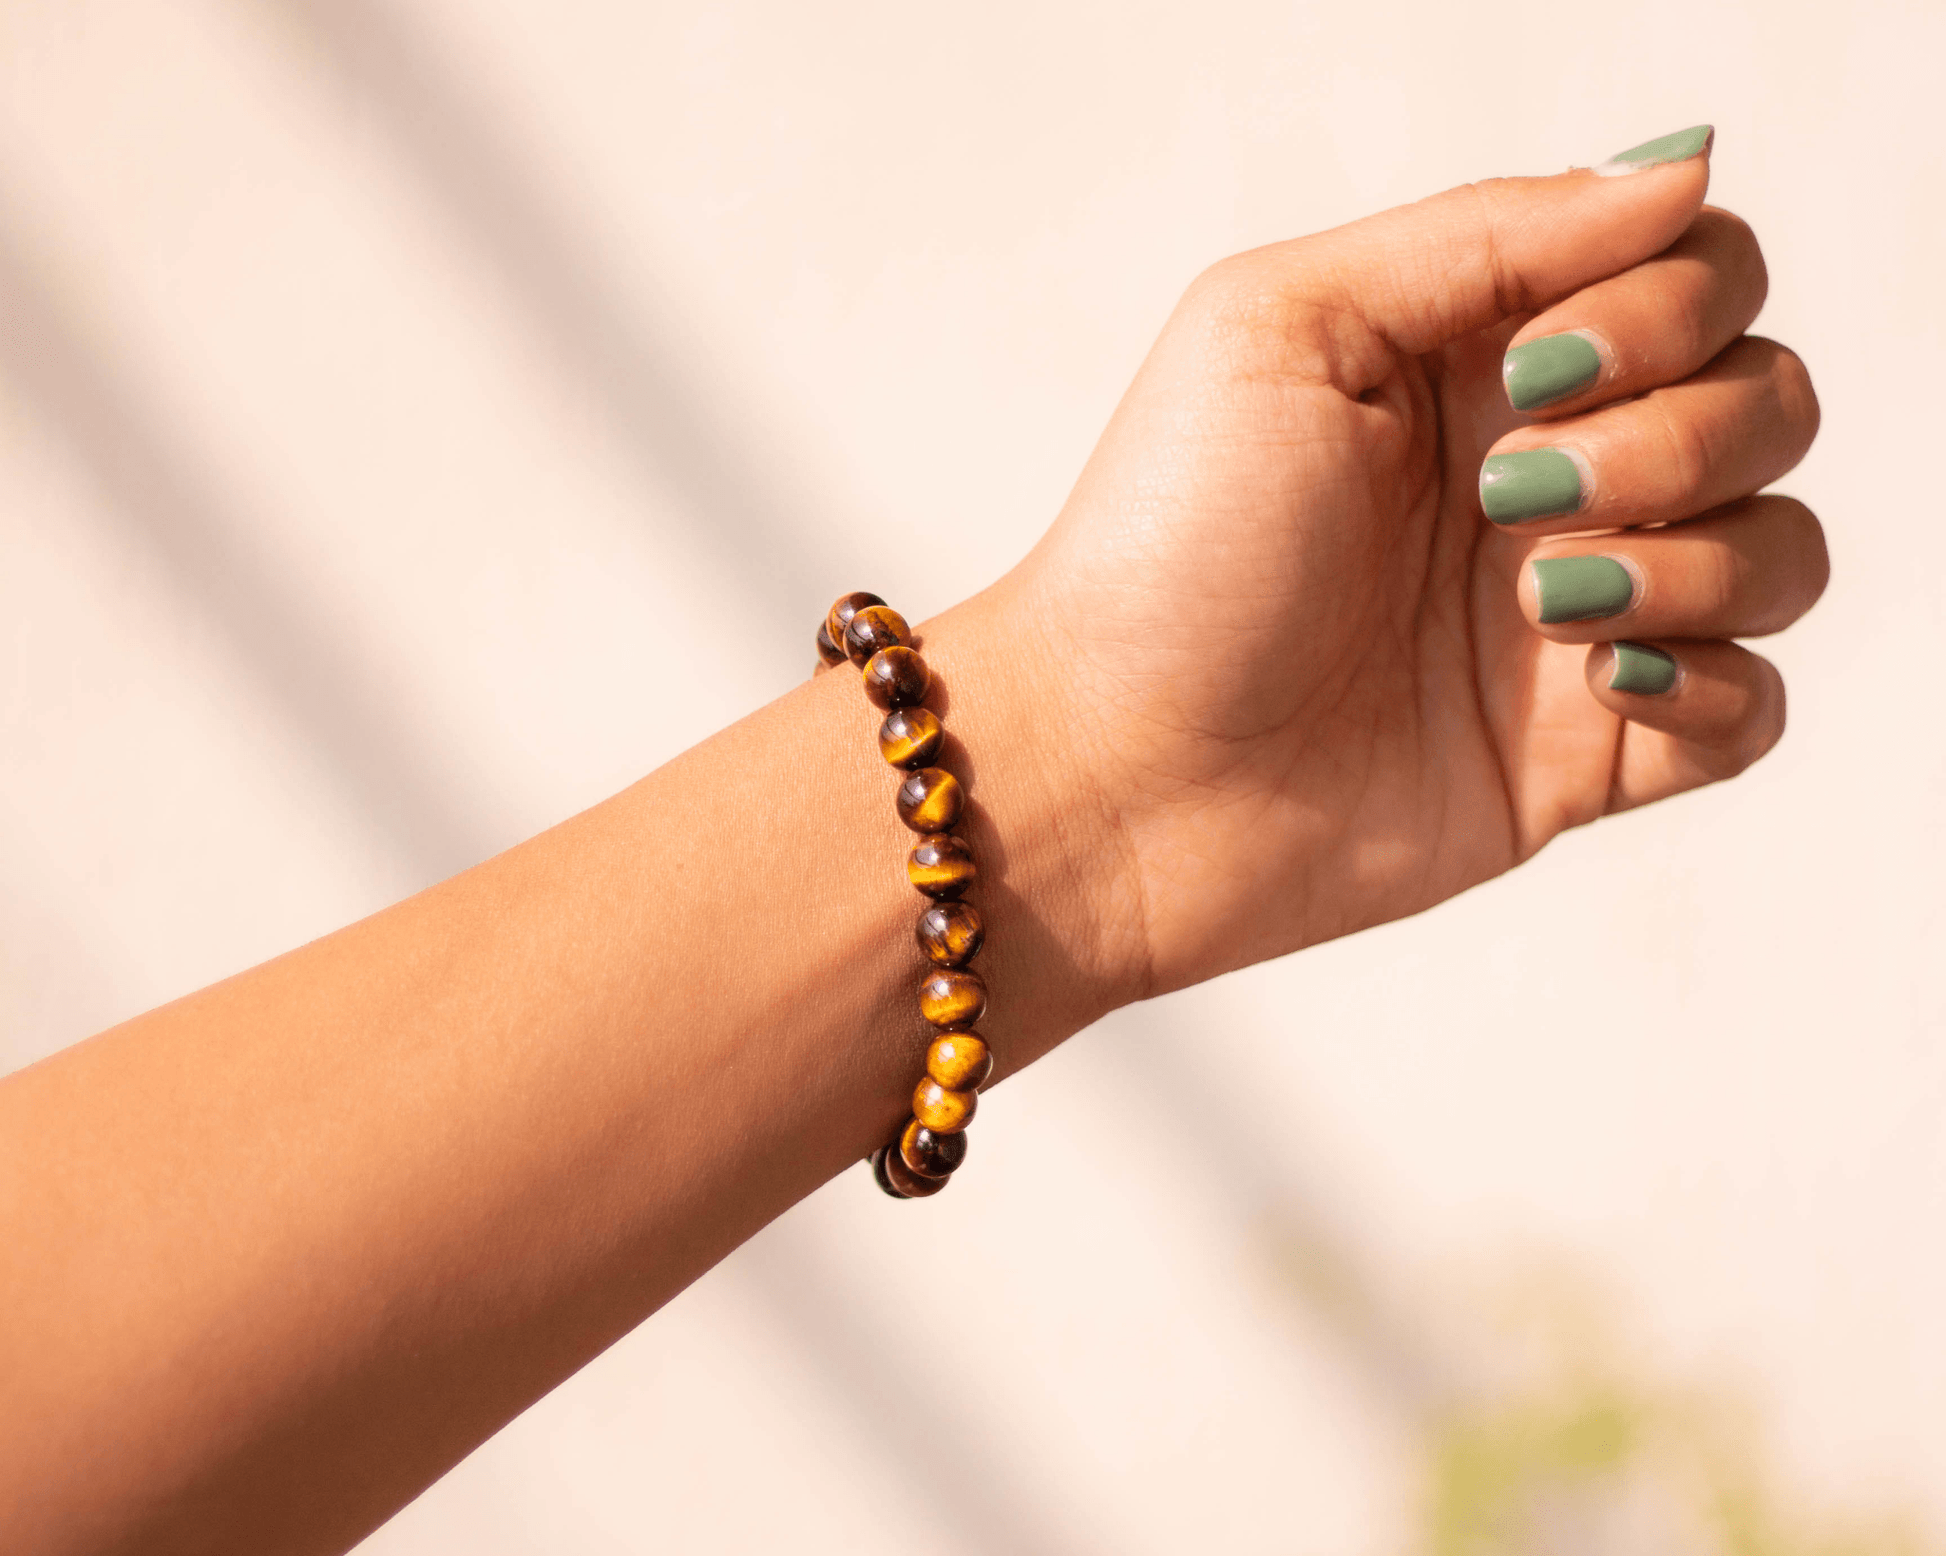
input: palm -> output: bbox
[1029,315,1614,990]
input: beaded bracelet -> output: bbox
[815,592,991,1199]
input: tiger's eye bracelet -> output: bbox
[816,592,992,1200]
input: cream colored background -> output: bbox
[1,1,1939,1550]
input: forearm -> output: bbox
[0,586,1130,1554]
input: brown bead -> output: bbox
[919,966,986,1028]
[895,765,962,831]
[814,618,847,670]
[927,1031,993,1092]
[863,647,930,711]
[900,1118,967,1179]
[878,706,944,769]
[843,604,911,667]
[916,900,983,967]
[882,1137,948,1197]
[907,834,977,898]
[826,592,885,656]
[871,1144,907,1198]
[913,1078,977,1132]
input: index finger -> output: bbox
[1501,207,1770,416]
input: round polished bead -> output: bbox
[826,592,885,656]
[843,604,911,667]
[913,1078,977,1133]
[907,834,977,898]
[926,1031,993,1092]
[863,647,930,711]
[870,1144,907,1198]
[895,765,962,832]
[878,706,944,770]
[883,1137,948,1197]
[900,1118,967,1180]
[916,900,983,967]
[919,966,987,1029]
[814,619,847,670]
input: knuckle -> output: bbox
[1774,497,1832,610]
[1699,206,1770,311]
[1695,660,1786,780]
[1738,662,1789,767]
[1182,249,1340,384]
[1765,341,1823,447]
[1710,497,1829,636]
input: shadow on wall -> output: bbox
[1128,1012,1936,1553]
[260,0,841,665]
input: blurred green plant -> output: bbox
[1421,1345,1932,1556]
[1253,1208,1933,1556]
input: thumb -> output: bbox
[1301,125,1715,357]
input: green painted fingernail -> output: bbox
[1608,641,1678,695]
[1504,333,1603,411]
[1597,124,1714,176]
[1532,556,1634,623]
[1479,449,1584,525]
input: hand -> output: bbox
[998,130,1824,998]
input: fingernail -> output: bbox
[1533,555,1634,623]
[1595,124,1714,177]
[1504,333,1603,411]
[1479,449,1584,525]
[1608,641,1678,695]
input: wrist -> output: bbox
[911,582,1149,1070]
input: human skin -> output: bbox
[0,135,1824,1554]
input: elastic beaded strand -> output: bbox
[817,592,989,1200]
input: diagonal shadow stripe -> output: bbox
[0,188,490,883]
[260,0,846,670]
[738,1213,1106,1556]
[1115,1004,1459,1426]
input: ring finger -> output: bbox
[1516,495,1829,642]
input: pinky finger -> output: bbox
[1586,639,1788,812]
